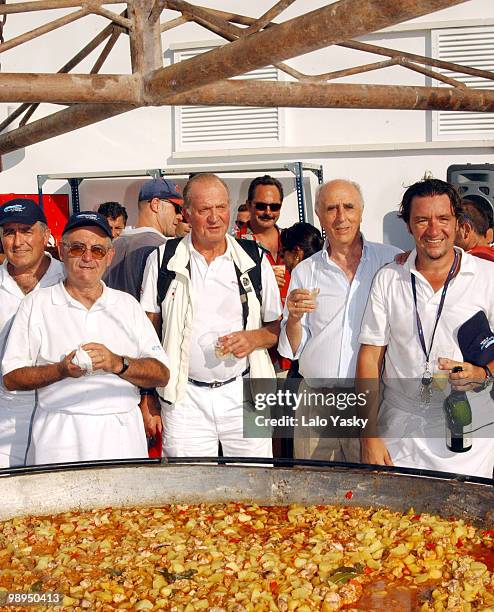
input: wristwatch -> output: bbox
[116,356,130,376]
[477,364,494,391]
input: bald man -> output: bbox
[278,179,400,462]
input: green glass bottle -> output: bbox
[443,390,472,453]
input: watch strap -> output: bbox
[116,356,130,376]
[482,364,493,381]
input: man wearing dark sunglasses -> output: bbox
[105,178,183,301]
[238,175,285,272]
[237,175,291,376]
[2,211,170,466]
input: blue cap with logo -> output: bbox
[0,198,47,226]
[458,310,494,366]
[62,211,113,239]
[138,178,182,203]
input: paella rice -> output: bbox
[0,501,493,611]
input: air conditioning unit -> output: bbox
[447,163,494,226]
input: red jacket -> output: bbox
[235,224,291,370]
[468,245,494,262]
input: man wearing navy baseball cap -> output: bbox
[62,210,113,239]
[2,209,170,466]
[104,177,184,301]
[0,198,64,467]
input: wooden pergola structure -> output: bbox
[0,0,493,159]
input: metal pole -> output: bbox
[293,162,306,223]
[69,178,82,215]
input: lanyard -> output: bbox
[411,250,459,366]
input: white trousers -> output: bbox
[26,406,148,465]
[0,401,33,468]
[161,378,273,458]
[380,390,494,478]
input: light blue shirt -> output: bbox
[278,237,400,381]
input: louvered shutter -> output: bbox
[172,45,284,151]
[431,26,494,140]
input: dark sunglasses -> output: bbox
[62,242,109,260]
[161,199,182,215]
[254,202,282,212]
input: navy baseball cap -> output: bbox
[0,198,47,226]
[138,178,182,204]
[458,310,494,366]
[62,211,112,239]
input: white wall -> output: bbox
[0,0,493,245]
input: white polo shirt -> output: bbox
[0,254,64,410]
[2,281,169,415]
[141,239,282,383]
[359,249,494,398]
[278,238,400,381]
[359,249,494,476]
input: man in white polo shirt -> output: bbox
[141,173,281,458]
[358,178,494,477]
[278,179,400,462]
[0,198,64,467]
[2,212,170,465]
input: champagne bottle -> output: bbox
[443,390,472,453]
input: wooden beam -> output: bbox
[160,15,188,32]
[0,0,473,156]
[398,58,467,88]
[149,0,167,24]
[0,74,139,104]
[144,0,469,100]
[0,104,133,156]
[241,0,296,36]
[340,40,494,82]
[90,28,122,74]
[0,1,123,14]
[129,0,163,74]
[0,20,117,133]
[313,59,401,82]
[2,80,494,156]
[0,8,88,54]
[164,80,494,112]
[90,7,132,29]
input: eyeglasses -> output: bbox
[254,202,282,212]
[161,200,182,215]
[62,242,109,260]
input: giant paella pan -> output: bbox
[0,461,493,610]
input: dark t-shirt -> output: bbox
[104,227,166,301]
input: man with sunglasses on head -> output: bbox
[0,198,64,467]
[104,178,183,301]
[2,212,169,466]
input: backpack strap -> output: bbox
[233,238,264,328]
[157,237,183,306]
[156,236,264,329]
